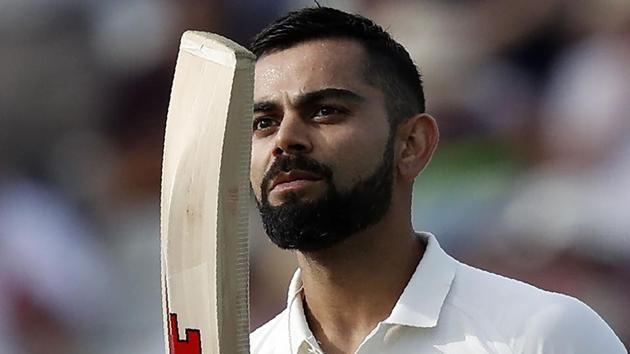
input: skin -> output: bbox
[251,39,439,354]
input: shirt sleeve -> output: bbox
[515,295,627,354]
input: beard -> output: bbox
[254,137,395,252]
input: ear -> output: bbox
[395,113,439,183]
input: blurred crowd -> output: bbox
[1,0,629,353]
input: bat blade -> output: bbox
[160,31,255,354]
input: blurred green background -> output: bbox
[1,0,629,352]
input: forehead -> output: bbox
[254,39,371,101]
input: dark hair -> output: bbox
[251,7,425,128]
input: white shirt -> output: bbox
[250,232,627,354]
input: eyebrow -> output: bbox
[253,88,365,114]
[253,101,279,113]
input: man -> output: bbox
[248,7,626,354]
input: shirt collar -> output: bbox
[287,269,322,354]
[285,232,458,352]
[383,232,457,327]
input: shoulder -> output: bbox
[514,294,627,353]
[508,287,627,354]
[250,309,289,354]
[450,262,565,309]
[447,262,627,353]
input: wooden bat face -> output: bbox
[161,31,255,354]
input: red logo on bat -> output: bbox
[169,313,202,354]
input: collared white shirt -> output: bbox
[251,232,627,354]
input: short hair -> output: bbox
[251,7,425,128]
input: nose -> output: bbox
[272,112,312,157]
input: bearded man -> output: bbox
[248,7,626,354]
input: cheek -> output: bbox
[319,126,389,189]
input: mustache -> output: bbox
[261,154,333,195]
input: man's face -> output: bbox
[251,39,394,251]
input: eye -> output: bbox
[252,117,278,132]
[313,106,345,118]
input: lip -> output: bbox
[270,170,322,191]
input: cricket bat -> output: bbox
[160,31,255,354]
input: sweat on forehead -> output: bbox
[253,39,375,101]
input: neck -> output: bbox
[295,203,424,354]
